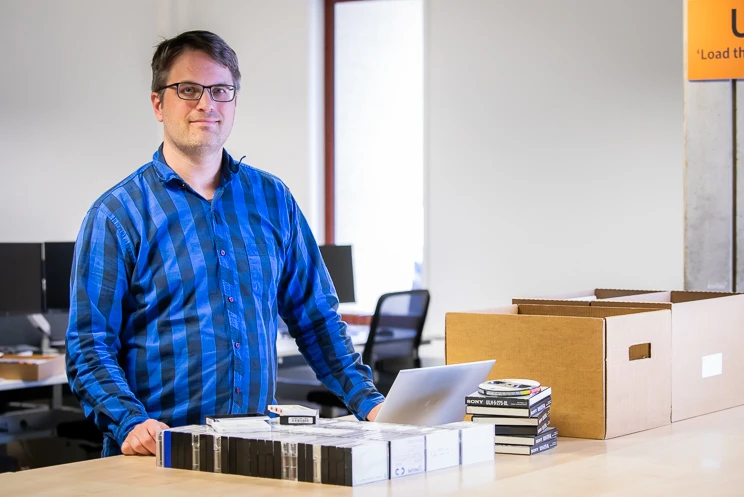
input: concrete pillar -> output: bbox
[684,81,735,292]
[737,81,744,292]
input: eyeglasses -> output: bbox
[158,82,236,102]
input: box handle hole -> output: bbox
[629,343,651,361]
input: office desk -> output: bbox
[275,326,372,360]
[0,374,80,445]
[0,373,68,393]
[276,326,420,366]
[2,405,742,496]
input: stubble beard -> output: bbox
[167,121,227,159]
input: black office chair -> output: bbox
[307,289,431,415]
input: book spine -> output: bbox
[466,398,552,418]
[533,428,558,446]
[466,395,529,408]
[536,408,550,426]
[529,398,552,417]
[493,419,550,436]
[530,438,558,455]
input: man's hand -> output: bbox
[366,403,383,422]
[122,419,169,456]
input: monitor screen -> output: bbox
[44,241,76,311]
[318,245,356,304]
[0,243,44,315]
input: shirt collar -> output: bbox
[151,144,242,187]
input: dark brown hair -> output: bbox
[151,30,241,93]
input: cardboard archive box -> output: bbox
[0,354,65,381]
[445,305,672,439]
[512,290,744,422]
[587,291,744,422]
[511,288,660,305]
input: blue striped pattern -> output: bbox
[66,147,383,456]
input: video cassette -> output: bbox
[437,422,495,466]
[199,432,215,472]
[349,431,425,479]
[247,433,283,479]
[276,433,322,481]
[268,404,320,425]
[349,423,459,473]
[329,439,389,486]
[417,428,460,472]
[222,432,259,477]
[161,425,213,471]
[268,404,319,416]
[205,414,271,434]
[299,436,352,485]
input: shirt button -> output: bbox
[235,387,241,394]
[220,249,226,256]
[234,342,240,349]
[228,296,235,303]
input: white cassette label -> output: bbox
[287,417,313,424]
[702,353,723,378]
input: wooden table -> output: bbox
[2,405,743,496]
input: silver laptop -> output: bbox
[374,360,496,426]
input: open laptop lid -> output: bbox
[375,360,496,426]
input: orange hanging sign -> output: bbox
[688,0,744,81]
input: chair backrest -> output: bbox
[362,289,431,368]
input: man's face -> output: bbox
[151,49,237,157]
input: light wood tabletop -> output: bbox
[2,405,743,497]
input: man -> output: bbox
[66,30,384,457]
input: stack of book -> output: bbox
[465,383,557,456]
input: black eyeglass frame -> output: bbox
[157,82,237,102]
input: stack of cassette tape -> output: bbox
[465,379,557,456]
[155,405,495,486]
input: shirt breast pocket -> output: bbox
[245,242,280,306]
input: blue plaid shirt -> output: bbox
[66,146,383,456]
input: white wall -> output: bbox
[0,0,160,242]
[170,0,324,238]
[424,0,685,335]
[0,0,323,242]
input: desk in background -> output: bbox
[276,324,436,365]
[0,374,82,445]
[0,332,445,446]
[0,374,68,394]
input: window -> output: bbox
[326,0,424,313]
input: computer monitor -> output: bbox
[44,241,76,311]
[0,243,44,315]
[318,245,356,304]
